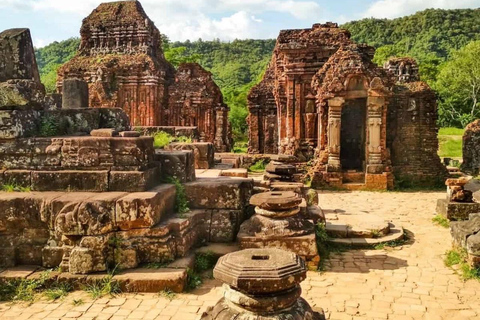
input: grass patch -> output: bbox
[195,251,218,273]
[152,131,193,149]
[233,141,248,154]
[84,270,121,299]
[186,268,203,291]
[1,182,31,192]
[444,248,480,281]
[165,176,189,216]
[439,127,465,136]
[159,288,177,300]
[432,214,450,228]
[184,251,220,291]
[72,298,84,306]
[0,270,71,303]
[44,282,72,301]
[153,131,174,149]
[248,159,267,173]
[438,127,464,159]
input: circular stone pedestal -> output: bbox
[200,248,324,320]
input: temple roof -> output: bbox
[277,23,352,50]
[81,1,151,28]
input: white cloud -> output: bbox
[0,0,323,41]
[364,0,480,19]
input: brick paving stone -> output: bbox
[3,192,480,319]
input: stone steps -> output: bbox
[0,266,187,293]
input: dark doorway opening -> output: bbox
[340,98,367,171]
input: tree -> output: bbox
[164,46,202,68]
[436,41,480,127]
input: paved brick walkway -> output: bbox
[1,191,480,320]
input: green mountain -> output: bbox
[35,8,480,135]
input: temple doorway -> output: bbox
[340,98,367,171]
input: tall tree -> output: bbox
[436,41,480,127]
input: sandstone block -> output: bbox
[210,210,244,242]
[0,110,39,139]
[166,142,214,169]
[221,169,248,178]
[184,178,253,210]
[31,170,109,191]
[69,247,103,275]
[90,128,118,137]
[119,131,141,137]
[113,268,187,293]
[156,150,195,183]
[109,167,160,192]
[115,184,176,230]
[42,246,64,268]
[62,79,89,109]
[436,198,480,221]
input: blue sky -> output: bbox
[0,0,479,47]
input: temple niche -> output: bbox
[58,0,231,152]
[248,23,446,189]
[168,63,232,152]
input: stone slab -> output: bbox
[113,268,187,293]
[109,167,160,192]
[220,169,248,178]
[184,178,253,210]
[0,265,39,280]
[237,233,318,260]
[437,198,480,221]
[31,170,109,191]
[115,184,176,230]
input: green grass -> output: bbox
[152,131,193,149]
[439,127,465,136]
[444,248,480,281]
[248,159,267,173]
[438,127,464,159]
[153,131,174,149]
[159,289,177,300]
[432,214,450,228]
[44,282,72,301]
[84,272,121,299]
[0,270,68,302]
[165,176,189,216]
[1,183,31,192]
[233,141,248,154]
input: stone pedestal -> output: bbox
[237,191,318,259]
[437,177,478,221]
[201,248,324,320]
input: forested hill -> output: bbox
[35,8,480,136]
[343,8,480,64]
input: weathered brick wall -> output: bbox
[167,63,231,152]
[387,82,447,186]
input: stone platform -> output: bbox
[0,176,254,281]
[437,198,480,221]
[325,211,404,247]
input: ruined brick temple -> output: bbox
[248,23,446,189]
[58,1,231,152]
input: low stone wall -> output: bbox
[0,178,253,274]
[0,108,129,139]
[0,135,160,191]
[134,126,199,140]
[166,142,215,169]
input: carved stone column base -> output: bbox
[367,164,384,174]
